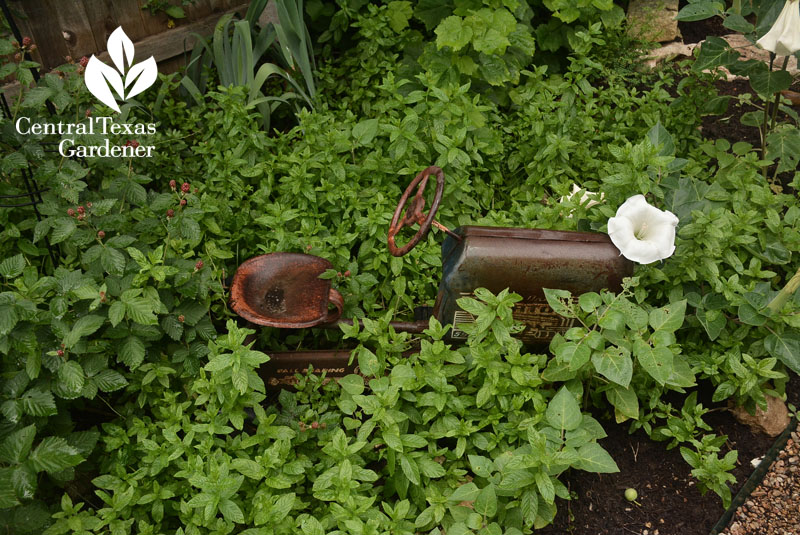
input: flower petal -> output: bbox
[617,238,663,264]
[607,195,679,264]
[607,215,635,249]
[757,0,800,56]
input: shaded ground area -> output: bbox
[538,374,800,535]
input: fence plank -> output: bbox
[48,0,99,64]
[93,3,250,66]
[12,0,69,70]
[135,0,169,37]
[82,0,148,52]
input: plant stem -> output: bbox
[769,56,791,133]
[761,53,776,182]
[766,266,800,315]
[732,0,742,15]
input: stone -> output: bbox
[258,0,280,28]
[641,41,697,68]
[729,395,791,437]
[627,0,681,43]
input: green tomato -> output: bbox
[624,488,638,501]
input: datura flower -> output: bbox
[607,195,678,264]
[757,0,800,57]
[559,184,604,208]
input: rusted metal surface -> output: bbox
[229,253,343,328]
[388,166,459,256]
[434,226,634,345]
[335,318,429,334]
[259,350,355,389]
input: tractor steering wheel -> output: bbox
[387,166,445,257]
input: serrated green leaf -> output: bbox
[0,425,35,463]
[418,457,446,478]
[231,458,264,479]
[101,247,126,276]
[219,498,244,523]
[64,315,105,349]
[94,369,128,392]
[535,471,555,504]
[29,437,82,473]
[25,353,41,380]
[125,297,157,325]
[67,431,100,456]
[387,1,413,32]
[119,336,145,369]
[232,366,248,394]
[0,255,25,279]
[357,347,380,377]
[353,119,379,146]
[108,301,125,327]
[448,481,479,503]
[647,121,674,156]
[161,315,184,341]
[21,388,56,417]
[475,484,497,516]
[50,218,76,244]
[436,16,472,51]
[399,454,420,485]
[300,515,325,535]
[0,304,18,336]
[58,361,85,394]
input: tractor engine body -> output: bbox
[434,226,634,345]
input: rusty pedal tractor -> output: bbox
[230,166,633,388]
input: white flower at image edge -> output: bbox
[756,0,800,57]
[607,195,679,265]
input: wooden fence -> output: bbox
[6,0,252,73]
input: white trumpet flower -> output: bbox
[559,184,605,208]
[757,0,800,57]
[607,195,679,265]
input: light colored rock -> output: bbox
[258,0,280,28]
[627,0,681,43]
[641,41,698,68]
[729,395,791,437]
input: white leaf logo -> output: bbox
[84,27,157,112]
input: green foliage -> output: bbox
[182,0,316,130]
[140,0,198,19]
[42,289,619,534]
[1,0,799,530]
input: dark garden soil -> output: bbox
[537,373,800,535]
[677,1,731,44]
